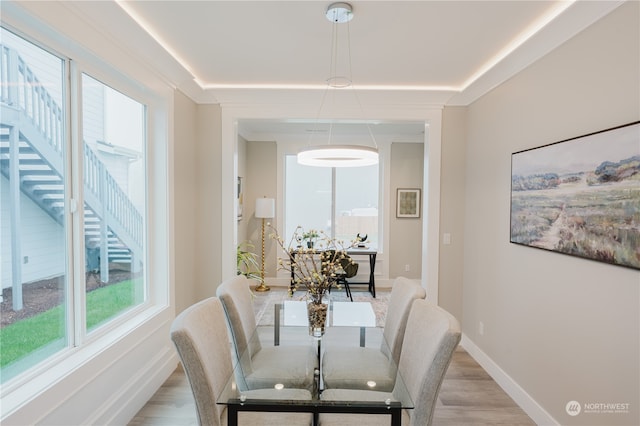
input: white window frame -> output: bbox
[0,15,172,416]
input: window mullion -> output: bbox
[68,60,87,346]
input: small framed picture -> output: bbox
[396,188,421,218]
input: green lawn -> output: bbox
[0,279,140,368]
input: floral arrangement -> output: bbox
[269,225,359,305]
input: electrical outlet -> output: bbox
[443,233,451,245]
[23,256,29,264]
[479,321,484,336]
[404,264,410,272]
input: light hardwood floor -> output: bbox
[129,291,535,425]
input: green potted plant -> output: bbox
[302,230,319,248]
[236,241,261,281]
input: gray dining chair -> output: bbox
[170,296,313,426]
[322,277,426,391]
[216,275,318,391]
[319,299,461,426]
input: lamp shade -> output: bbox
[255,197,275,219]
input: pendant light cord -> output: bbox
[306,2,378,152]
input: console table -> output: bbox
[289,248,377,298]
[345,248,377,298]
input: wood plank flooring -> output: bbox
[129,291,535,425]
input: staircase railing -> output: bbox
[84,144,143,246]
[1,44,142,249]
[1,45,64,156]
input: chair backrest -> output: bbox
[339,255,359,278]
[320,250,358,278]
[170,297,232,426]
[216,274,262,360]
[395,299,461,426]
[381,277,426,362]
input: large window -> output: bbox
[81,74,146,331]
[0,27,147,382]
[0,27,67,383]
[285,155,379,248]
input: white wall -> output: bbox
[194,104,223,300]
[1,177,65,289]
[237,136,248,246]
[245,140,278,285]
[438,106,467,322]
[173,90,198,314]
[462,3,639,425]
[389,142,424,279]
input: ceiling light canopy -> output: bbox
[325,2,353,23]
[297,2,378,168]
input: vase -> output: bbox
[307,298,328,337]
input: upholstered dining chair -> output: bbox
[170,297,313,426]
[216,275,318,391]
[322,277,426,391]
[319,299,461,426]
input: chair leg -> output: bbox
[337,277,352,301]
[344,280,353,301]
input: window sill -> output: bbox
[1,303,172,421]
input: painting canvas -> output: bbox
[397,188,421,218]
[510,121,640,270]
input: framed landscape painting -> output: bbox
[510,121,640,270]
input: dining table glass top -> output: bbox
[217,301,414,414]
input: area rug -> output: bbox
[252,287,389,327]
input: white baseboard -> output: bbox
[461,334,558,426]
[97,349,179,425]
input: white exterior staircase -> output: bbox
[1,44,142,308]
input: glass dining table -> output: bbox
[217,300,413,426]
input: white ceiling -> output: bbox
[61,1,623,140]
[122,1,560,91]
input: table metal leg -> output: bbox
[228,403,401,425]
[274,304,281,346]
[368,253,377,298]
[317,338,324,392]
[228,404,238,426]
[390,407,401,426]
